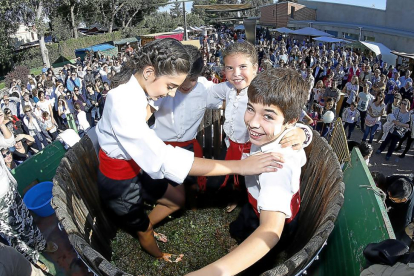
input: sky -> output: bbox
[157,0,387,13]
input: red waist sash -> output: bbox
[247,187,300,224]
[99,149,141,180]
[164,139,207,191]
[220,139,251,189]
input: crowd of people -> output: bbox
[0,25,413,275]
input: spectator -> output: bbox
[22,106,50,151]
[40,111,58,141]
[342,102,360,140]
[376,98,410,160]
[1,95,22,119]
[85,84,100,126]
[362,92,385,144]
[3,108,23,135]
[386,176,414,245]
[1,148,17,171]
[36,91,56,125]
[395,105,414,159]
[12,133,35,164]
[74,103,90,136]
[66,71,81,93]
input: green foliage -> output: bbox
[186,13,205,27]
[143,12,180,33]
[111,207,239,276]
[15,44,60,69]
[4,65,29,89]
[50,14,73,42]
[59,32,123,59]
[170,1,183,18]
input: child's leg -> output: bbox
[348,122,356,139]
[148,184,185,227]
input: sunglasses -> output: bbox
[25,109,32,113]
[402,102,408,105]
[74,89,79,92]
[2,151,11,158]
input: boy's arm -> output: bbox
[186,211,285,276]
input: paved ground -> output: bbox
[346,125,413,177]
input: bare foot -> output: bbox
[36,260,49,273]
[44,241,58,253]
[159,253,184,263]
[225,203,237,213]
[154,232,168,243]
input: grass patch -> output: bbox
[111,206,240,276]
[30,67,42,76]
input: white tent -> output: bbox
[292,27,333,37]
[360,41,397,66]
[234,25,245,30]
[269,27,295,34]
[312,36,349,43]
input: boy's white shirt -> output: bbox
[244,128,306,218]
[207,82,313,148]
[152,77,218,141]
[95,75,194,184]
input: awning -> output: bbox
[269,27,295,34]
[234,25,245,30]
[113,37,139,46]
[391,50,414,60]
[360,41,397,66]
[292,27,333,37]
[141,32,183,41]
[312,37,349,43]
[75,44,115,53]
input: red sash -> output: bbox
[247,186,300,224]
[220,139,251,189]
[164,139,207,191]
[99,149,141,180]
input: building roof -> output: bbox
[289,20,414,39]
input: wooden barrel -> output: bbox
[52,131,344,276]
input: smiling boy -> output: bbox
[187,67,309,276]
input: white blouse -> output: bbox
[95,75,194,184]
[207,82,250,146]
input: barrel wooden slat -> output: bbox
[213,110,222,159]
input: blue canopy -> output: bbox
[75,44,115,53]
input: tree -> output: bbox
[170,0,183,18]
[143,12,179,33]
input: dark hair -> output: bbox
[223,41,258,65]
[247,68,308,123]
[112,38,191,86]
[183,45,203,77]
[371,171,386,192]
[388,178,413,200]
[326,97,334,103]
[374,91,385,103]
[358,141,373,158]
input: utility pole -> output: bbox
[183,1,188,41]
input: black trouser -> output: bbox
[344,122,357,139]
[397,131,414,156]
[86,112,94,127]
[359,109,367,131]
[379,132,401,158]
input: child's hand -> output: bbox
[239,152,284,175]
[280,128,306,150]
